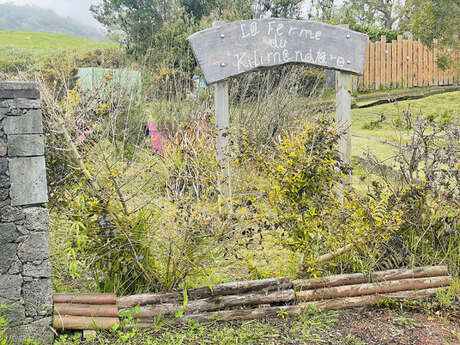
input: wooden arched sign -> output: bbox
[188,20,368,207]
[188,19,368,85]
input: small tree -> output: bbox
[341,0,404,29]
[90,0,177,56]
[403,0,459,50]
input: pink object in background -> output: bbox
[148,122,164,155]
[75,129,92,146]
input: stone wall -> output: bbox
[0,82,53,343]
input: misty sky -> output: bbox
[0,0,102,27]
[0,0,342,28]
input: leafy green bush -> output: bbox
[267,117,402,277]
[349,23,403,41]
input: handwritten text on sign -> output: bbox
[188,19,368,85]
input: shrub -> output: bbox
[364,109,460,275]
[40,75,247,294]
[267,117,402,277]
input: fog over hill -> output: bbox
[0,2,105,40]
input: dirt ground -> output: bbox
[331,308,460,345]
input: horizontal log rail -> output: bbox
[129,305,302,328]
[124,289,295,319]
[296,276,451,302]
[53,315,119,330]
[293,266,448,291]
[54,303,119,318]
[117,277,292,308]
[54,293,117,305]
[302,287,446,311]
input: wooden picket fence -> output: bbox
[353,35,459,91]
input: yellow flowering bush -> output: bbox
[268,117,402,277]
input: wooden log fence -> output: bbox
[117,276,292,308]
[53,293,119,331]
[52,266,452,332]
[354,35,458,90]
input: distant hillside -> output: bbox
[0,3,105,41]
[0,31,115,52]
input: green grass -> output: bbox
[350,91,460,161]
[52,309,340,345]
[0,30,115,52]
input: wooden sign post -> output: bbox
[212,21,232,210]
[188,19,368,205]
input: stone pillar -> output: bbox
[0,82,53,344]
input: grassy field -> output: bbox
[351,91,460,161]
[0,30,115,52]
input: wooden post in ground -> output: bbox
[335,24,353,196]
[213,21,232,212]
[336,71,352,193]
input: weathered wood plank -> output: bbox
[369,42,375,88]
[363,42,369,89]
[214,78,231,209]
[412,40,417,86]
[375,41,381,89]
[397,35,403,87]
[449,48,456,84]
[402,38,408,88]
[380,36,386,86]
[386,42,391,87]
[336,72,352,170]
[443,47,448,85]
[424,46,429,86]
[408,35,413,88]
[418,40,423,86]
[188,19,368,84]
[293,266,448,291]
[392,39,397,87]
